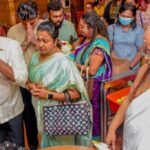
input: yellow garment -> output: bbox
[94,5,105,17]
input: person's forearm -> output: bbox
[49,89,80,101]
[129,63,149,97]
[109,98,130,131]
[77,63,101,76]
[31,86,81,101]
[0,59,15,82]
[130,51,143,68]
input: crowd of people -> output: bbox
[0,0,150,149]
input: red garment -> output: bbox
[138,0,148,11]
[0,26,6,36]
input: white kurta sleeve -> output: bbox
[9,40,28,86]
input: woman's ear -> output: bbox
[89,27,94,37]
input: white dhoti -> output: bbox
[123,89,150,150]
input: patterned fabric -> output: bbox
[136,10,150,29]
[43,101,91,136]
[75,37,112,80]
[74,38,112,138]
[109,2,121,20]
[91,48,104,56]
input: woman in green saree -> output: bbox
[27,21,92,148]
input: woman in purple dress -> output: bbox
[74,12,112,140]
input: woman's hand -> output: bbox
[27,82,37,91]
[106,129,116,150]
[30,87,49,100]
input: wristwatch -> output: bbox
[47,93,53,99]
[129,66,133,70]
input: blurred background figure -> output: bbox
[94,0,106,17]
[103,0,123,25]
[85,2,94,13]
[136,0,150,30]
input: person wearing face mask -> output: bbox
[106,27,150,150]
[108,3,144,70]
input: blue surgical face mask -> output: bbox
[119,16,133,26]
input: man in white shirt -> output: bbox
[0,37,28,146]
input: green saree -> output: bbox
[29,52,92,148]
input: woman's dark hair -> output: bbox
[116,3,137,29]
[79,12,109,62]
[17,1,38,20]
[47,0,62,12]
[82,12,109,41]
[37,20,59,39]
